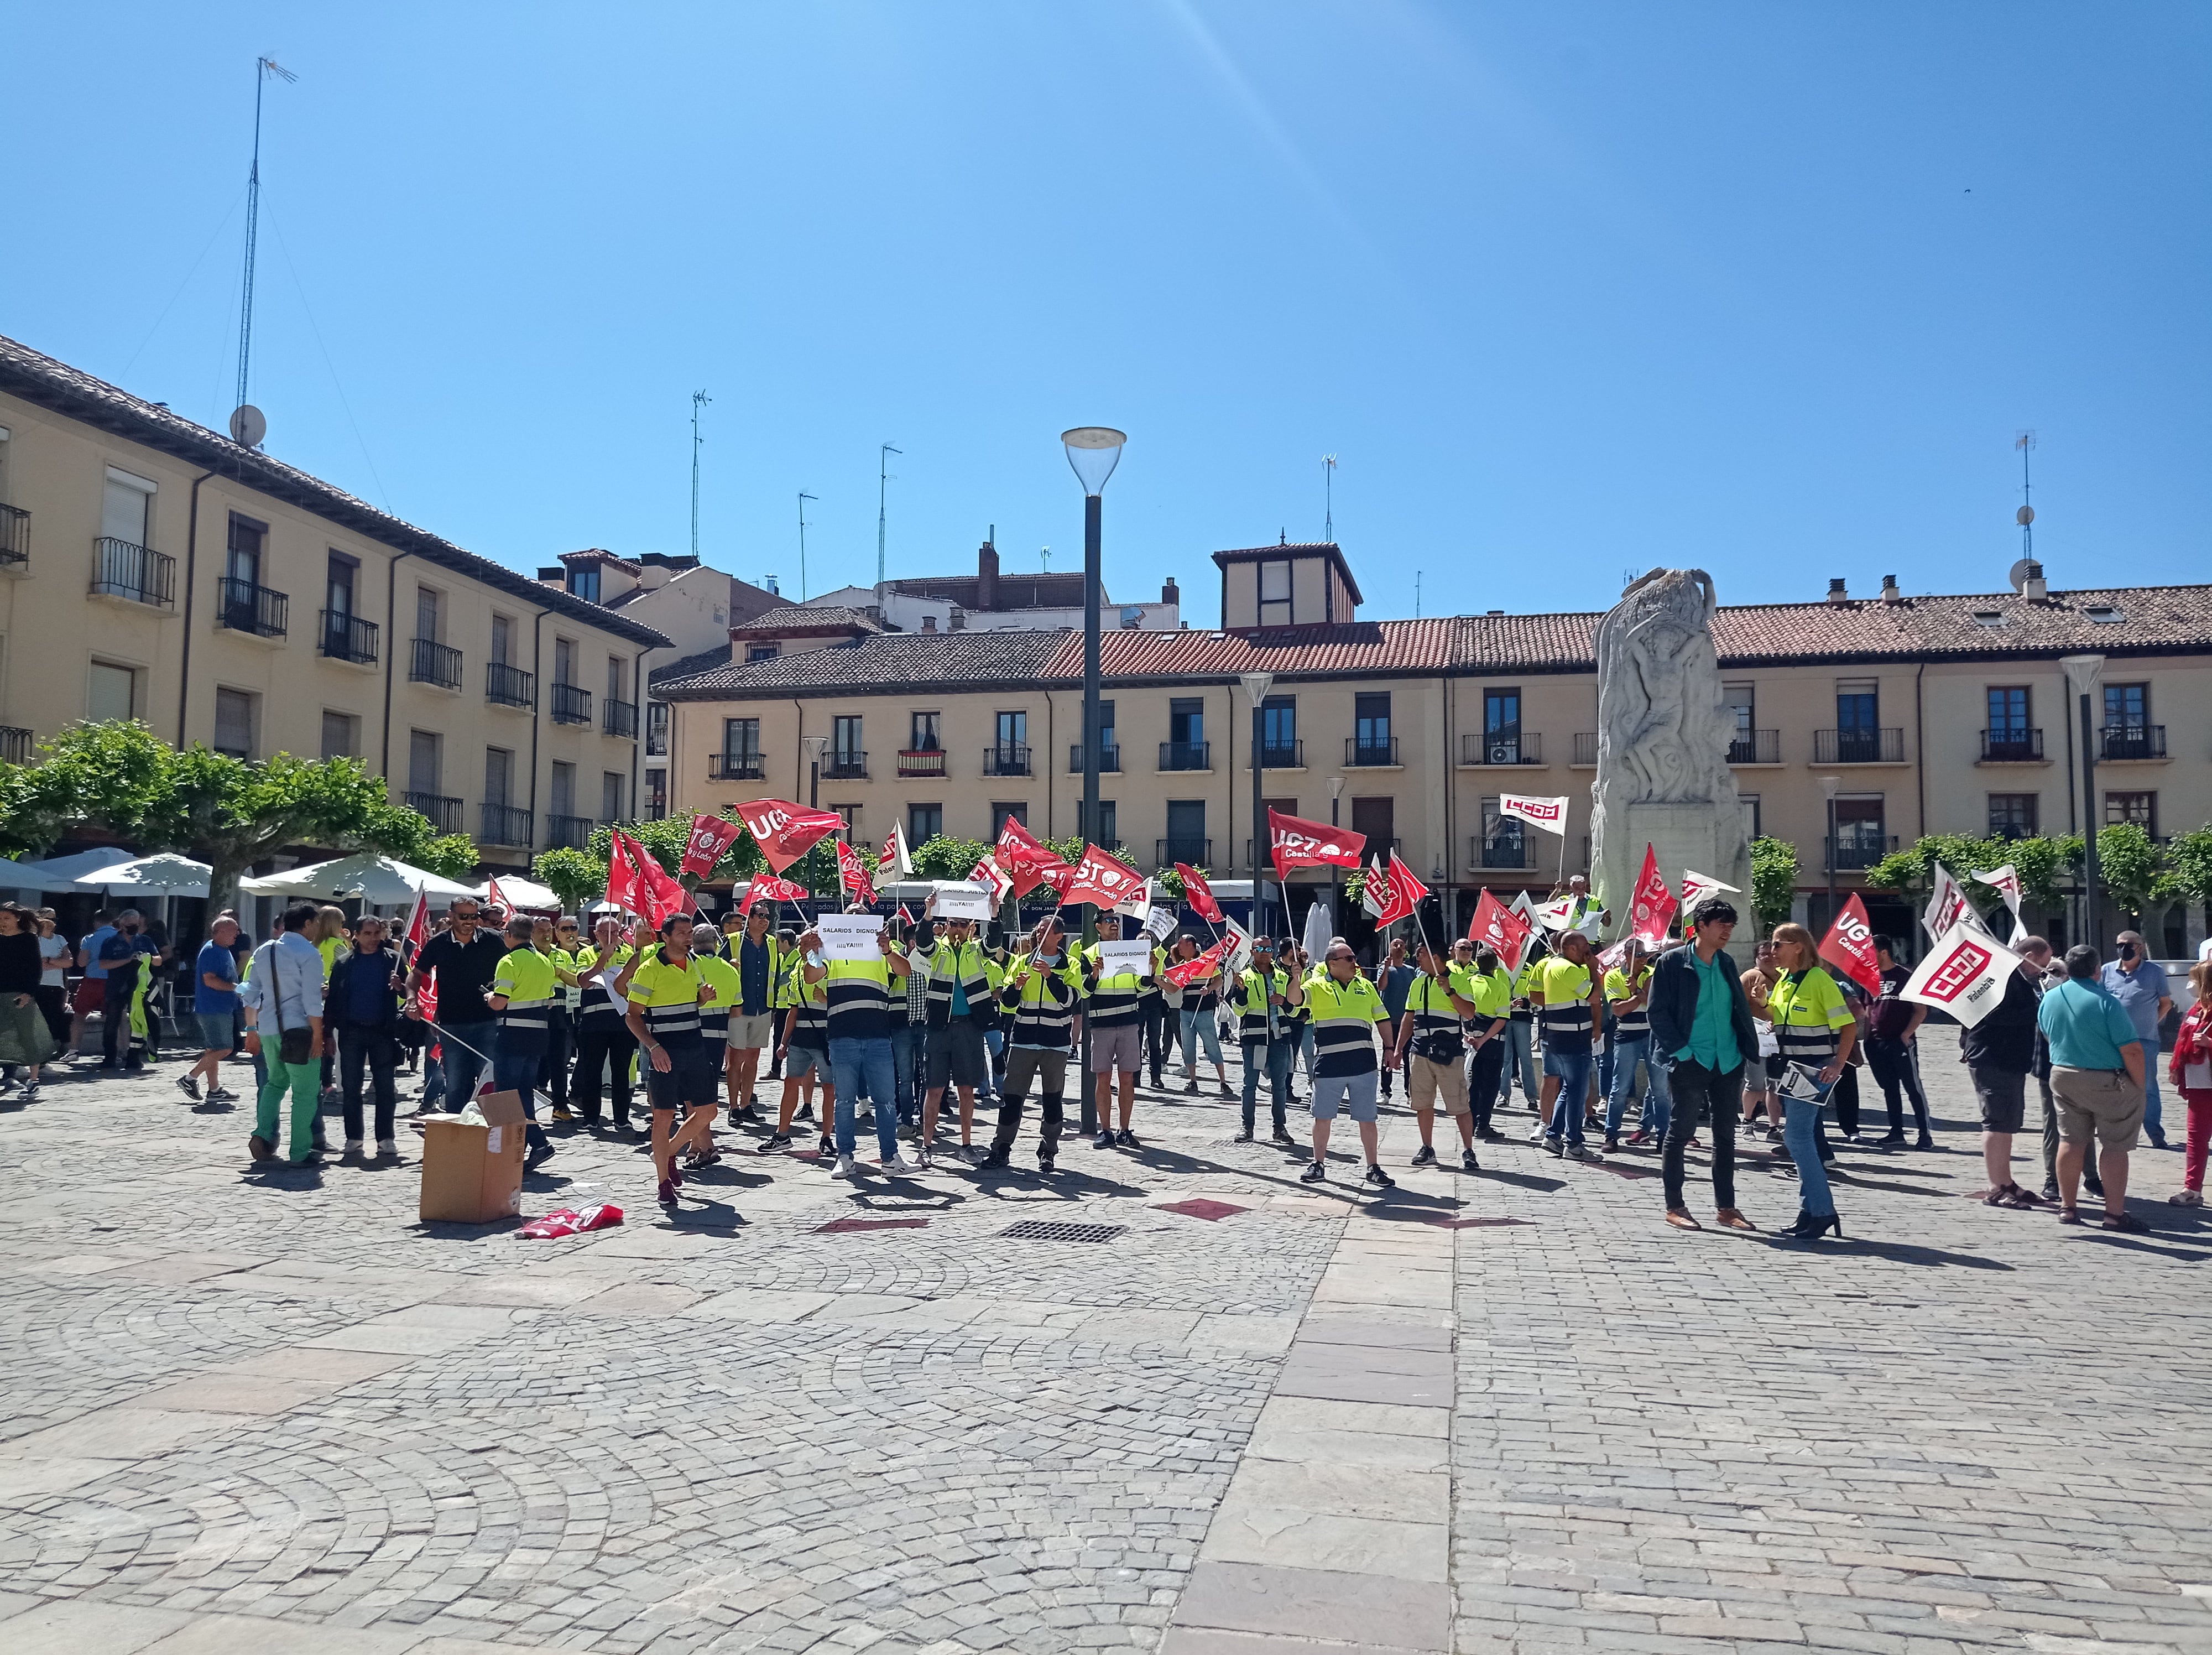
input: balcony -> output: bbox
[1347,736,1400,767]
[319,610,379,665]
[1157,837,1212,870]
[823,751,868,779]
[217,576,288,639]
[899,748,947,779]
[1826,832,1898,872]
[709,752,766,781]
[1814,727,1905,764]
[645,711,667,757]
[2100,724,2166,762]
[405,791,462,833]
[604,697,639,739]
[546,813,596,850]
[1160,741,1211,772]
[551,683,593,725]
[0,726,31,764]
[485,661,535,709]
[480,803,534,847]
[1728,728,1782,765]
[1572,732,1598,767]
[91,538,176,608]
[1979,727,2044,763]
[982,742,1031,777]
[1070,743,1122,773]
[411,637,463,690]
[1472,834,1528,870]
[1461,732,1542,766]
[0,503,27,569]
[1255,740,1305,769]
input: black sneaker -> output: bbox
[1094,1130,1115,1150]
[1410,1144,1437,1167]
[796,1102,814,1122]
[1543,1136,1564,1157]
[1300,1160,1327,1184]
[2041,1180,2060,1202]
[248,1134,275,1161]
[1915,1135,1937,1152]
[1037,1154,1056,1174]
[1114,1128,1139,1148]
[816,1136,834,1157]
[763,1133,793,1152]
[1872,1132,1907,1149]
[1477,1126,1505,1142]
[1462,1148,1481,1172]
[1270,1127,1297,1147]
[977,1148,1010,1170]
[175,1075,201,1101]
[1364,1164,1396,1188]
[1233,1129,1254,1143]
[525,1143,555,1169]
[1603,1134,1619,1153]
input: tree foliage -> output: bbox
[2096,823,2166,922]
[532,847,607,912]
[1749,835,1798,932]
[2167,828,2212,909]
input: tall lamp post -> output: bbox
[2063,653,2104,950]
[1242,673,1274,938]
[804,735,830,902]
[1817,774,1840,935]
[1064,426,1125,1136]
[1328,774,1347,943]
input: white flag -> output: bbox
[1142,905,1176,943]
[1223,916,1254,979]
[1499,793,1571,837]
[1115,876,1152,922]
[1533,896,1578,933]
[883,820,915,878]
[1973,864,2030,944]
[1360,857,1391,920]
[1678,869,1740,909]
[1922,861,1970,944]
[1900,922,2018,1028]
[1508,889,1538,924]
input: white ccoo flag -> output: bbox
[1900,922,2020,1028]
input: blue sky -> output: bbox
[7,3,2208,623]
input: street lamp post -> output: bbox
[804,735,830,901]
[1817,774,1840,934]
[1328,773,1347,944]
[1064,426,1125,1136]
[2063,653,2105,950]
[1241,673,1274,938]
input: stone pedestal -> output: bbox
[1595,801,1751,929]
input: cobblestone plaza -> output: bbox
[3,1039,2209,1655]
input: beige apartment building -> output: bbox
[0,333,671,871]
[658,543,2212,954]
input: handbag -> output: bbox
[263,942,314,1066]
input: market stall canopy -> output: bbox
[239,853,480,904]
[4,846,138,888]
[71,852,213,897]
[481,876,560,912]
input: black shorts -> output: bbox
[646,1040,717,1112]
[1970,1065,2027,1134]
[926,1021,988,1088]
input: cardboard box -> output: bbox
[419,1090,530,1224]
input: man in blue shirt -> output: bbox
[2100,931,2173,1148]
[180,917,243,1103]
[2041,944,2148,1231]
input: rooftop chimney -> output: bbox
[1827,577,1849,605]
[976,540,999,611]
[2022,559,2048,600]
[537,566,566,585]
[1880,574,1902,603]
[1162,575,1180,607]
[921,613,937,632]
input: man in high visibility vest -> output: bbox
[807,904,917,1179]
[484,914,557,1168]
[1300,940,1395,1189]
[1391,940,1483,1171]
[723,908,786,1125]
[980,917,1086,1172]
[1230,938,1302,1144]
[1530,930,1606,1160]
[1083,914,1158,1151]
[917,896,1003,1168]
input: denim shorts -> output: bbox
[197,1013,237,1052]
[784,1044,827,1082]
[1310,1069,1380,1122]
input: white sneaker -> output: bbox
[344,1138,366,1157]
[376,1138,399,1158]
[1526,1121,1548,1142]
[958,1144,985,1165]
[831,1153,856,1179]
[881,1154,916,1174]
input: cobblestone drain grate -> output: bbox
[999,1220,1128,1243]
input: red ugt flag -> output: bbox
[738,872,810,916]
[1176,863,1224,924]
[608,830,687,928]
[734,798,846,875]
[1165,938,1228,988]
[680,813,747,878]
[1629,844,1679,943]
[1819,892,1884,997]
[1365,854,1428,928]
[1267,808,1365,885]
[837,839,878,905]
[1062,843,1146,909]
[1468,888,1531,972]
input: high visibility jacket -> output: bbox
[823,956,894,1042]
[551,946,585,1014]
[492,946,558,1033]
[924,939,1003,1027]
[626,949,708,1045]
[695,954,742,1047]
[1081,943,1156,1030]
[1302,970,1387,1075]
[575,944,633,1025]
[778,965,830,1050]
[1768,967,1853,1066]
[1605,965,1653,1040]
[1532,956,1596,1040]
[1403,973,1468,1058]
[1234,966,1294,1044]
[998,950,1084,1050]
[1453,964,1514,1022]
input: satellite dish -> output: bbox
[228,404,267,449]
[2016,504,2034,526]
[2007,558,2034,594]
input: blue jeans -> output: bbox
[1597,1011,1618,1102]
[889,1023,925,1122]
[982,1027,1003,1102]
[830,1037,899,1159]
[2142,1066,2164,1140]
[1181,1005,1224,1069]
[1604,1035,1672,1141]
[1783,1087,1834,1217]
[1241,1038,1293,1133]
[1498,1019,1537,1107]
[492,1026,551,1153]
[1546,1048,1593,1147]
[440,1021,497,1113]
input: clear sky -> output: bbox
[7,3,2208,625]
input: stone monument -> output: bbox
[1589,568,1754,935]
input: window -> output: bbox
[555,637,578,686]
[1836,680,1878,729]
[995,710,1028,748]
[1832,797,1887,868]
[1350,797,1395,853]
[992,802,1027,837]
[746,643,781,663]
[1988,793,2039,839]
[1098,699,1117,752]
[2105,792,2157,833]
[491,613,513,664]
[324,550,356,617]
[1259,558,1292,627]
[567,563,600,603]
[551,762,576,819]
[646,701,669,756]
[1355,693,1391,753]
[485,747,514,807]
[602,772,624,823]
[909,803,943,843]
[416,586,442,643]
[408,730,442,796]
[213,689,255,758]
[87,659,138,723]
[910,711,942,751]
[1088,800,1118,847]
[722,717,760,759]
[320,711,358,760]
[1482,688,1522,763]
[1261,695,1297,759]
[646,770,667,819]
[101,467,154,548]
[1987,686,2030,735]
[2104,683,2148,728]
[1479,797,1525,865]
[1170,697,1204,745]
[226,513,264,586]
[1740,793,1761,841]
[607,654,625,702]
[833,715,863,763]
[1723,683,1754,744]
[1165,799,1206,857]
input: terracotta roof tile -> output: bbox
[1042,618,1459,681]
[729,605,881,637]
[657,629,1065,698]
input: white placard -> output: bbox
[932,881,995,922]
[1142,905,1176,943]
[1097,940,1154,980]
[817,913,885,961]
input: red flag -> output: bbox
[1061,842,1146,909]
[1175,863,1224,924]
[1468,888,1531,972]
[738,872,810,916]
[402,889,430,959]
[1267,808,1365,884]
[1629,844,1678,944]
[608,829,685,928]
[419,969,439,1023]
[1166,938,1229,987]
[896,903,916,925]
[837,840,878,905]
[734,798,846,875]
[1010,852,1071,899]
[1368,853,1427,928]
[680,813,747,878]
[995,814,1048,872]
[878,820,914,878]
[1820,892,1884,997]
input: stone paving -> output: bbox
[3,1031,2209,1655]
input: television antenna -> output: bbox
[876,443,902,587]
[798,491,817,601]
[233,55,295,433]
[1323,455,1337,542]
[2014,429,2037,565]
[689,390,710,560]
[1040,545,1052,573]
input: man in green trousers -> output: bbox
[242,901,328,1167]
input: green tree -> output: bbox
[1749,835,1798,933]
[533,847,608,912]
[2005,834,2083,917]
[909,834,992,881]
[2167,828,2212,917]
[2095,823,2164,928]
